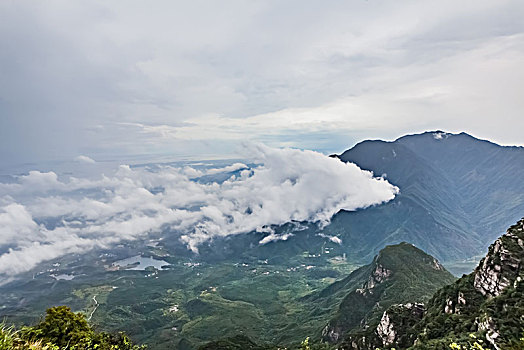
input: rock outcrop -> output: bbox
[376,310,395,346]
[477,315,501,350]
[356,264,391,295]
[376,303,425,347]
[444,291,467,314]
[473,219,524,297]
[410,217,524,349]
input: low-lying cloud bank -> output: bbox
[0,145,398,276]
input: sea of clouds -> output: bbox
[0,144,398,276]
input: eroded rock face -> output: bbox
[444,291,467,314]
[432,258,445,271]
[322,325,342,343]
[375,303,425,347]
[376,311,395,346]
[356,264,392,295]
[477,316,501,350]
[473,219,524,297]
[470,219,524,349]
[323,262,394,344]
[444,298,453,314]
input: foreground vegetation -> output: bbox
[2,217,523,349]
[0,306,143,350]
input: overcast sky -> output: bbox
[1,0,523,166]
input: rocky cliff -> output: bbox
[411,218,524,349]
[376,303,425,347]
[473,220,524,297]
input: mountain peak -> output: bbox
[335,130,524,263]
[374,242,446,275]
[394,130,507,154]
[320,242,455,343]
[396,130,457,141]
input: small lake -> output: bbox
[50,274,75,280]
[113,255,170,271]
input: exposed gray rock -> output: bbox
[432,258,445,271]
[356,264,391,295]
[477,316,501,350]
[322,325,341,343]
[444,291,467,315]
[473,220,524,297]
[444,297,453,314]
[376,311,395,346]
[375,303,425,347]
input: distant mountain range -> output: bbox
[196,131,524,269]
[2,130,523,350]
[332,131,524,263]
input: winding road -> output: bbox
[88,295,99,321]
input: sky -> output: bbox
[1,0,524,166]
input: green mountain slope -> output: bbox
[312,243,455,343]
[195,243,456,350]
[410,217,524,350]
[337,217,524,350]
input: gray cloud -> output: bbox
[0,146,398,275]
[1,1,524,166]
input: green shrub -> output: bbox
[4,306,144,350]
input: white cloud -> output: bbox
[0,204,39,244]
[259,232,294,245]
[0,145,398,276]
[317,233,342,245]
[75,155,96,163]
[204,163,248,175]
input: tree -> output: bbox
[21,306,145,350]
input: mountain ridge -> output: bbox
[173,130,524,272]
[333,130,524,264]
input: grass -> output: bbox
[0,323,17,350]
[0,322,51,350]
